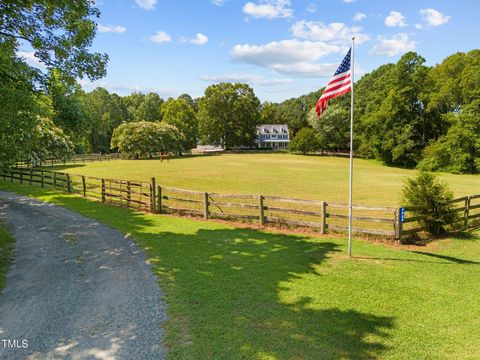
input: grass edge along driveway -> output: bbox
[0,219,14,291]
[0,182,479,360]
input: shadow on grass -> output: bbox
[410,251,480,264]
[141,227,395,359]
[0,184,395,359]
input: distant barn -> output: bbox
[256,124,290,150]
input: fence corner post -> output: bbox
[29,169,33,185]
[53,172,57,189]
[203,192,210,219]
[259,195,265,226]
[157,185,162,213]
[320,201,327,235]
[101,178,106,203]
[41,170,44,187]
[394,208,403,240]
[150,177,156,212]
[464,196,471,229]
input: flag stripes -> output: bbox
[315,48,352,117]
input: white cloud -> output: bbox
[415,23,423,29]
[385,11,407,27]
[291,20,369,45]
[98,24,126,33]
[189,33,209,45]
[199,74,292,86]
[135,0,156,10]
[212,0,226,5]
[149,31,172,44]
[353,12,367,22]
[242,0,293,19]
[420,8,450,27]
[270,62,339,77]
[343,0,355,3]
[16,51,45,68]
[231,39,342,77]
[370,33,416,57]
[307,4,316,13]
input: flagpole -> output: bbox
[348,37,355,258]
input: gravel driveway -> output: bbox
[0,192,166,360]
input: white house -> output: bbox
[256,124,290,150]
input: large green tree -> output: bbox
[0,0,107,167]
[0,0,107,84]
[82,87,129,153]
[309,104,351,151]
[111,121,183,158]
[162,98,198,151]
[418,103,480,174]
[198,83,260,148]
[356,52,436,167]
[136,93,163,121]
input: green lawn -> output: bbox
[0,220,14,291]
[1,181,479,359]
[53,153,480,206]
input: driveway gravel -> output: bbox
[0,191,166,360]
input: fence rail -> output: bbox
[2,167,477,240]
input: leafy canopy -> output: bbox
[198,83,260,148]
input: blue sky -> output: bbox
[67,0,478,102]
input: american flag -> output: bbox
[315,48,352,117]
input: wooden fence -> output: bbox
[14,153,128,168]
[2,167,477,240]
[401,195,480,235]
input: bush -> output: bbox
[289,128,319,155]
[401,171,456,235]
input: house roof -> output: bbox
[256,124,289,134]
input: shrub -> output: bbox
[289,128,319,155]
[401,171,456,235]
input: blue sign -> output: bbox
[399,207,405,223]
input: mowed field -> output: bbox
[56,153,480,205]
[1,182,480,359]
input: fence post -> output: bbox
[41,170,44,187]
[10,169,13,182]
[82,175,86,197]
[259,195,265,226]
[203,192,209,219]
[320,201,327,235]
[126,181,131,207]
[157,185,162,213]
[29,169,33,185]
[53,172,57,189]
[394,208,403,240]
[150,177,156,212]
[101,178,106,203]
[464,196,471,229]
[66,173,71,193]
[19,168,23,184]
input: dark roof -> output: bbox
[256,124,289,134]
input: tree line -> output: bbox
[263,50,480,174]
[1,2,478,173]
